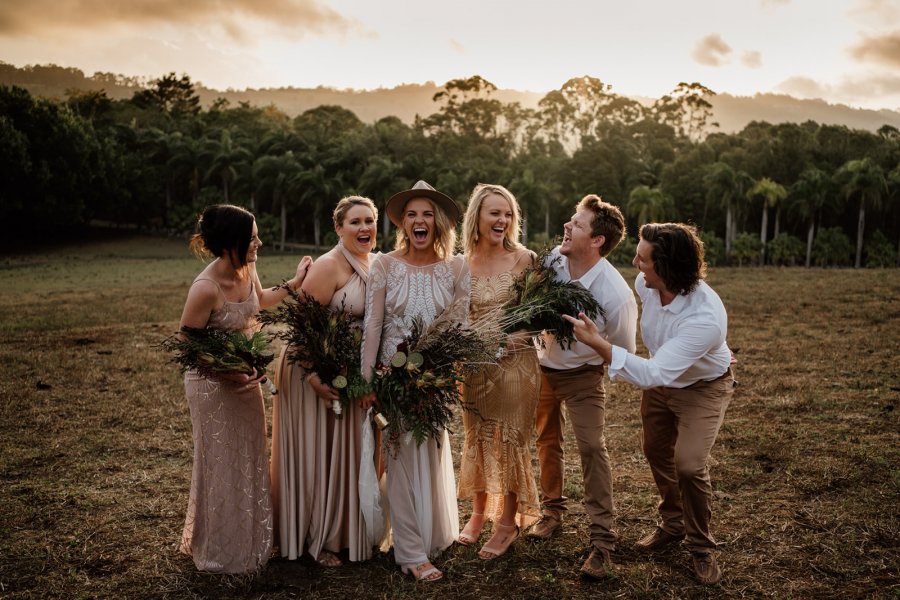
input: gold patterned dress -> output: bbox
[457,272,541,524]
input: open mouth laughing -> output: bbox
[413,227,428,242]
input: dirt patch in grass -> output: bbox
[1,238,898,599]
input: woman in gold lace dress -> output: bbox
[456,184,541,560]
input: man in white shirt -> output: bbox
[525,195,638,580]
[565,222,735,585]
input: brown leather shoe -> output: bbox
[580,547,614,579]
[692,551,722,584]
[634,527,685,552]
[525,515,561,539]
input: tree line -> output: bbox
[2,73,898,267]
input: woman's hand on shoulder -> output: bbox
[288,256,312,289]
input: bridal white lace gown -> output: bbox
[361,253,470,567]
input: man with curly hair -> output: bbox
[565,222,736,585]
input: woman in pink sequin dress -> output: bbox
[177,204,310,573]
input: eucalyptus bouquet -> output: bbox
[259,289,369,418]
[502,245,605,349]
[161,326,277,393]
[372,300,499,453]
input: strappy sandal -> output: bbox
[315,550,342,567]
[401,561,443,582]
[478,521,519,560]
[457,512,486,545]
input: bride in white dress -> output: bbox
[360,181,469,582]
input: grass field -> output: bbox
[1,231,898,599]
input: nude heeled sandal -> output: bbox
[457,512,486,545]
[401,561,443,582]
[478,521,519,560]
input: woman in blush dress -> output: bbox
[359,180,469,582]
[270,196,381,566]
[456,184,541,559]
[178,204,311,573]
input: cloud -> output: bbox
[0,0,364,41]
[776,76,830,99]
[776,72,900,105]
[692,34,732,67]
[850,0,899,23]
[742,50,762,68]
[849,31,900,68]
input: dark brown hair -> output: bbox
[639,223,707,295]
[189,204,255,267]
[577,194,626,257]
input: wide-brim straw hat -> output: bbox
[385,180,460,226]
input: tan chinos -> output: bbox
[640,369,734,552]
[534,364,616,551]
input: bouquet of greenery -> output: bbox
[161,326,277,393]
[502,244,605,349]
[372,300,500,453]
[258,289,369,418]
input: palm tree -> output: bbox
[887,164,900,266]
[788,167,832,267]
[836,158,887,268]
[703,162,753,258]
[166,132,205,206]
[626,185,675,226]
[747,178,787,265]
[205,129,251,205]
[297,162,342,252]
[253,151,305,250]
[360,155,405,246]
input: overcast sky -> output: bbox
[1,0,899,110]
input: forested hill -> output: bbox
[2,61,899,132]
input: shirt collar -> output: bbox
[564,254,605,288]
[662,290,688,314]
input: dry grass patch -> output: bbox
[1,235,898,599]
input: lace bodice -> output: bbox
[469,272,516,323]
[361,254,471,378]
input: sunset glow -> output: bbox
[1,0,899,109]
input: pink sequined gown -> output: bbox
[179,279,273,573]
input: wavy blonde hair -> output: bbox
[462,183,524,256]
[394,197,457,261]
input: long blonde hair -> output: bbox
[394,198,457,261]
[462,183,524,256]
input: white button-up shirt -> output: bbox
[538,247,638,370]
[609,272,731,389]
